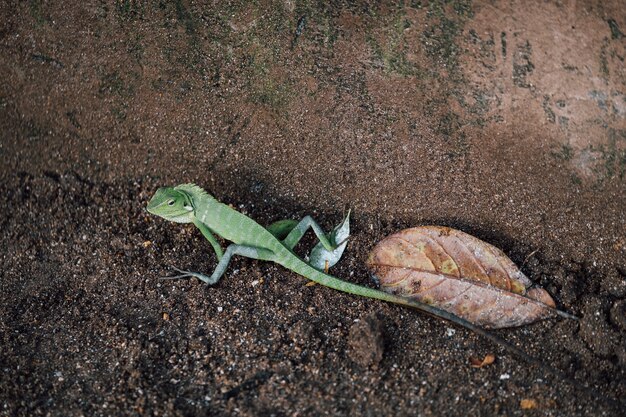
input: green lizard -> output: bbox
[145,183,620,408]
[146,184,570,375]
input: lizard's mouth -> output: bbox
[146,197,160,214]
[146,186,175,213]
[146,187,195,223]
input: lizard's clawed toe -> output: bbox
[159,266,211,283]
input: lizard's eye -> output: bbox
[167,200,175,206]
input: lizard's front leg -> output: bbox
[193,219,224,260]
[162,244,274,285]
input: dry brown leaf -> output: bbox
[520,398,538,409]
[367,226,573,329]
[470,353,495,368]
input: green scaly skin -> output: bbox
[146,183,601,401]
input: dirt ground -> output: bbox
[1,1,625,416]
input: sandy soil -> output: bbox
[1,1,624,416]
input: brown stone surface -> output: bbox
[348,313,386,368]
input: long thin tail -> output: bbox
[280,255,614,407]
[287,256,536,356]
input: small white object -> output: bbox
[499,373,510,380]
[309,211,350,270]
[446,328,456,337]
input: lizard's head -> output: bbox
[147,186,194,223]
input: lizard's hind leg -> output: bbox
[160,266,212,283]
[160,246,274,285]
[280,213,350,271]
[267,219,299,240]
[281,216,335,251]
[203,244,274,285]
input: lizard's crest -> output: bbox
[147,186,196,223]
[174,183,211,199]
